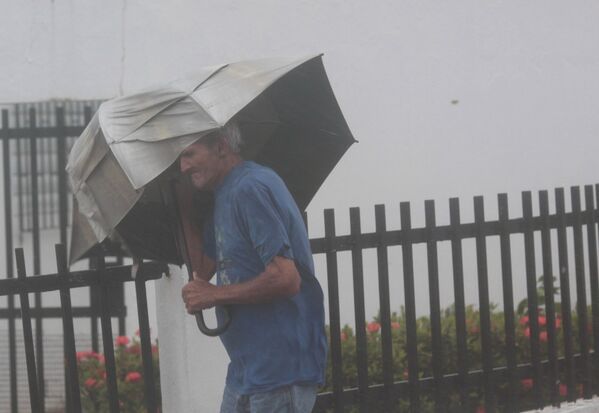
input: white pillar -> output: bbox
[155,265,228,413]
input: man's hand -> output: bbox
[181,278,219,313]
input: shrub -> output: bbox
[77,331,161,413]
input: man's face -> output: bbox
[179,140,222,190]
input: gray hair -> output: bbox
[219,122,242,153]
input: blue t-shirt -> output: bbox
[202,161,327,395]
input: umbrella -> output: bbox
[67,54,355,334]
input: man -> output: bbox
[178,123,327,413]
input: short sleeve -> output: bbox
[235,177,294,267]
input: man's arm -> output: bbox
[181,255,301,313]
[174,181,215,281]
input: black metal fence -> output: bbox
[311,186,599,412]
[0,246,166,413]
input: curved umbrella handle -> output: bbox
[194,306,232,337]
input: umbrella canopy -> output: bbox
[67,54,355,264]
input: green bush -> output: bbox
[77,331,161,413]
[322,276,588,411]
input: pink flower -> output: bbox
[115,336,130,346]
[539,331,548,342]
[559,384,568,397]
[340,332,348,342]
[519,315,529,326]
[125,371,142,383]
[84,378,97,389]
[151,345,159,354]
[524,328,531,338]
[538,316,547,326]
[555,317,562,329]
[391,322,401,330]
[521,378,534,391]
[366,322,380,333]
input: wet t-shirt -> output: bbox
[202,161,327,395]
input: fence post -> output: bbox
[400,202,420,412]
[15,248,42,413]
[3,109,19,413]
[349,207,370,413]
[55,244,82,413]
[425,200,445,412]
[555,188,576,401]
[498,193,518,411]
[449,198,469,410]
[324,209,343,413]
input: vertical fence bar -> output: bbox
[15,248,42,413]
[55,244,82,413]
[449,198,469,410]
[98,254,121,413]
[55,107,68,246]
[497,193,518,411]
[571,186,592,398]
[3,110,19,413]
[555,188,576,401]
[584,185,599,386]
[400,202,420,411]
[324,209,343,412]
[135,264,158,413]
[29,108,45,412]
[540,190,559,406]
[375,204,394,410]
[473,196,495,411]
[522,191,543,408]
[349,207,370,412]
[425,200,445,412]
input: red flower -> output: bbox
[115,336,130,346]
[539,331,548,342]
[367,322,381,333]
[521,378,534,390]
[559,383,568,397]
[555,317,562,329]
[391,322,401,330]
[538,316,547,326]
[126,345,141,355]
[524,328,531,338]
[84,378,97,389]
[125,371,142,383]
[151,345,159,354]
[76,351,91,362]
[519,315,529,326]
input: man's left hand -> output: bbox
[182,279,219,313]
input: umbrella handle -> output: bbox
[194,306,232,337]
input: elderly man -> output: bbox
[179,123,327,413]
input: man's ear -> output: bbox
[216,137,228,158]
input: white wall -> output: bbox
[2,1,599,411]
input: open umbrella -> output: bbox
[67,53,355,334]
